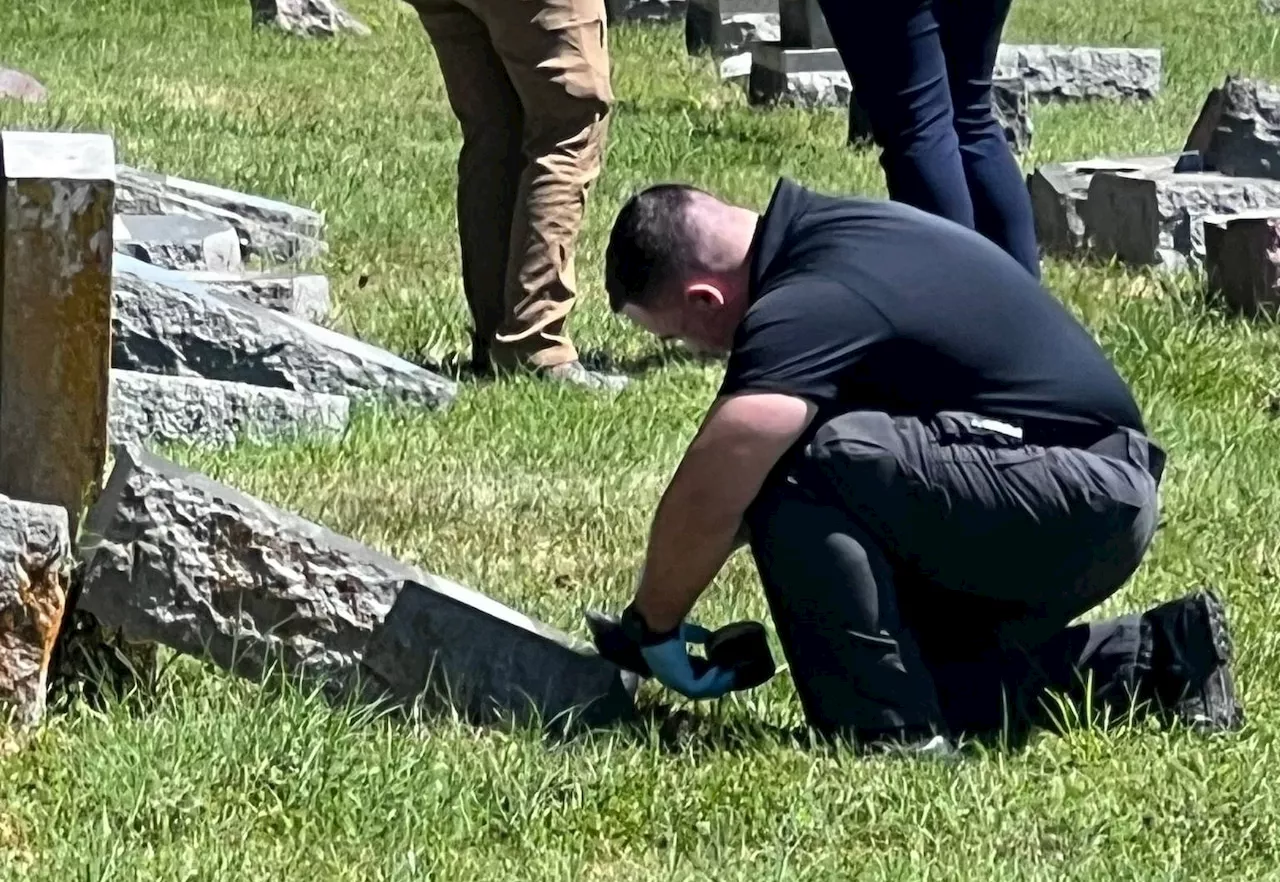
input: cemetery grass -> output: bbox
[4,0,1280,877]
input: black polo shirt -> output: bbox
[717,178,1146,444]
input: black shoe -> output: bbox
[1143,588,1244,733]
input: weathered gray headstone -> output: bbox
[113,253,329,322]
[0,495,70,728]
[849,78,1031,154]
[1193,77,1280,180]
[78,444,638,730]
[1086,169,1280,270]
[748,45,849,108]
[606,0,686,22]
[108,370,350,448]
[779,0,831,49]
[111,262,458,410]
[994,44,1162,102]
[1203,209,1280,316]
[686,0,780,57]
[251,0,370,36]
[115,214,243,272]
[1028,152,1201,256]
[0,68,47,103]
[114,164,326,265]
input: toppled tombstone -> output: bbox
[1203,209,1280,316]
[606,0,686,22]
[779,0,831,49]
[114,164,325,265]
[0,68,46,103]
[250,0,370,37]
[114,214,243,272]
[0,495,70,728]
[686,0,780,57]
[1086,169,1280,270]
[994,44,1162,102]
[78,444,638,731]
[749,45,850,108]
[849,78,1031,154]
[108,370,350,448]
[115,252,329,322]
[1187,77,1280,180]
[1028,151,1202,256]
[111,264,457,409]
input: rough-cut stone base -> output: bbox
[748,46,850,108]
[114,253,329,322]
[78,445,638,731]
[1086,170,1280,270]
[686,0,779,57]
[1192,77,1280,180]
[1204,209,1280,316]
[849,77,1031,154]
[115,214,243,272]
[251,0,370,36]
[108,370,350,448]
[994,44,1162,102]
[0,496,70,728]
[0,68,47,103]
[720,52,752,80]
[1028,152,1201,256]
[606,0,686,22]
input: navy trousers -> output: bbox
[743,411,1165,744]
[816,0,1042,278]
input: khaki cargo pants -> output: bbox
[408,0,613,370]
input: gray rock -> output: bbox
[1028,152,1200,256]
[606,0,687,22]
[114,164,326,265]
[720,52,752,80]
[686,0,779,57]
[1086,169,1280,270]
[1203,209,1280,317]
[0,68,47,103]
[77,444,638,731]
[849,78,1031,154]
[113,253,329,322]
[748,45,850,108]
[779,0,831,49]
[0,495,70,728]
[110,259,457,410]
[1195,77,1280,180]
[250,0,370,36]
[115,214,243,272]
[994,44,1162,102]
[108,370,350,448]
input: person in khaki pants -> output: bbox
[408,0,628,391]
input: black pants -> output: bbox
[743,411,1164,743]
[816,0,1041,278]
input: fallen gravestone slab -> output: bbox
[114,164,325,265]
[0,495,70,728]
[994,44,1162,102]
[1189,77,1280,180]
[1028,151,1202,256]
[251,0,370,36]
[1203,209,1280,316]
[78,444,638,730]
[114,252,329,322]
[686,0,779,58]
[748,45,850,108]
[606,0,686,22]
[0,68,47,103]
[850,78,1031,154]
[108,370,350,448]
[1086,169,1280,270]
[114,214,243,272]
[111,262,458,410]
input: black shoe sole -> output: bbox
[1167,588,1245,733]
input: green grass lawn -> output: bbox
[4,0,1280,877]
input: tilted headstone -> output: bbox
[1184,86,1226,157]
[748,45,850,109]
[114,252,329,322]
[114,214,243,272]
[686,0,780,58]
[1190,77,1280,180]
[1086,169,1280,270]
[779,0,831,49]
[1028,152,1201,256]
[111,264,458,410]
[78,444,638,730]
[993,44,1162,102]
[108,370,350,449]
[0,68,47,103]
[0,131,115,527]
[1203,209,1280,316]
[0,495,70,728]
[250,0,370,37]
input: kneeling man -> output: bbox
[601,178,1243,752]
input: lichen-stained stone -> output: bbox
[0,131,116,527]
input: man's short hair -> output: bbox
[604,183,710,313]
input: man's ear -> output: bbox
[685,282,725,309]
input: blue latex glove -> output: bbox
[639,622,737,700]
